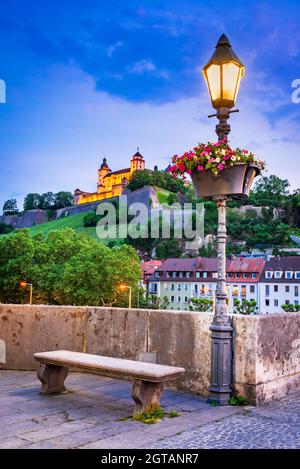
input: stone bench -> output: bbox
[34,350,185,417]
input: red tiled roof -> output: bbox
[227,257,265,273]
[142,260,162,275]
[158,257,201,272]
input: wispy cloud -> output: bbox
[107,41,123,58]
[129,59,156,74]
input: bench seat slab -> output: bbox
[37,363,69,395]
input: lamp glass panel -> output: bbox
[222,62,240,101]
[206,64,221,101]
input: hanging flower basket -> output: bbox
[168,140,265,200]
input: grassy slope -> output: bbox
[28,211,99,239]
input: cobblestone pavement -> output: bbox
[0,370,299,449]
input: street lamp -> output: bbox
[203,33,245,141]
[202,34,244,405]
[119,284,132,309]
[20,281,33,305]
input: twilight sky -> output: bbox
[0,0,300,211]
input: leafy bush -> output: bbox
[233,299,258,315]
[83,211,100,227]
[281,303,300,312]
[189,298,213,312]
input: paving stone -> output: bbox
[1,370,299,449]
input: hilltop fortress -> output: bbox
[74,149,145,205]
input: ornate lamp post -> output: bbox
[202,34,245,404]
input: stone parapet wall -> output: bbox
[0,304,299,405]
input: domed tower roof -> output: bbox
[100,157,110,170]
[132,147,144,160]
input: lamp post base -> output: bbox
[208,322,233,406]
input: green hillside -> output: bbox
[29,211,99,239]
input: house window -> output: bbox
[152,283,157,293]
[265,271,273,279]
[178,283,182,291]
[164,283,168,290]
[274,271,282,279]
[250,285,255,293]
[227,273,231,278]
[295,272,300,279]
[179,272,184,278]
[170,296,174,302]
[265,299,270,306]
[194,284,198,293]
[171,284,175,291]
[285,300,290,305]
[184,296,188,303]
[265,285,270,296]
[295,286,299,297]
[252,273,257,279]
[203,272,207,279]
[166,272,170,278]
[241,286,246,297]
[274,285,278,292]
[177,296,181,303]
[184,284,188,291]
[196,272,200,278]
[295,300,299,306]
[212,272,218,279]
[154,271,160,278]
[233,286,238,297]
[172,272,177,278]
[274,299,278,307]
[186,272,191,278]
[286,286,290,293]
[234,273,239,278]
[244,273,249,279]
[285,271,293,279]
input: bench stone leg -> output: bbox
[131,380,164,417]
[37,363,69,395]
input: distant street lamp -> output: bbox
[202,34,245,405]
[119,284,132,309]
[20,281,33,305]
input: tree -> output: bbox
[167,193,179,205]
[24,193,42,211]
[3,199,18,215]
[251,175,290,207]
[156,239,182,259]
[0,228,141,306]
[233,299,258,315]
[54,191,73,209]
[127,170,153,192]
[39,192,56,210]
[0,223,14,234]
[189,298,213,312]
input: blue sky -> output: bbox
[0,0,300,211]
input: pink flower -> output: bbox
[186,169,192,175]
[197,165,204,171]
[218,163,225,171]
[223,155,230,160]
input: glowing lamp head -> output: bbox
[202,34,245,110]
[20,281,28,287]
[119,284,128,290]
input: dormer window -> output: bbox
[274,271,283,279]
[202,272,207,278]
[154,272,160,278]
[196,272,200,278]
[285,271,293,279]
[212,272,218,279]
[265,271,273,279]
[172,272,177,278]
[295,272,300,279]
